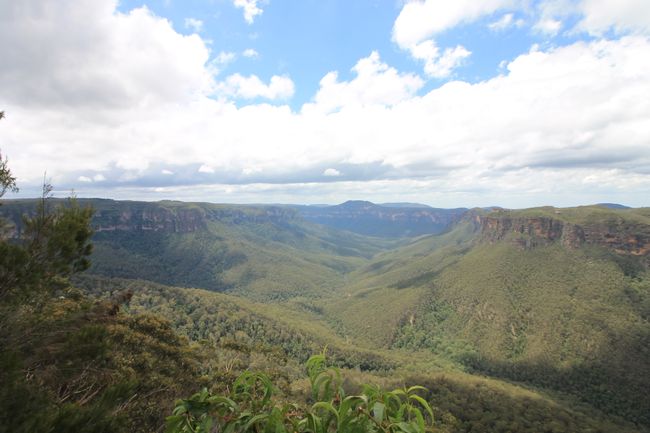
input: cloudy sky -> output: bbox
[1,0,649,208]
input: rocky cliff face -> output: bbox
[94,204,299,233]
[474,213,650,262]
[474,215,585,248]
[297,201,467,237]
[0,199,299,237]
[93,207,207,233]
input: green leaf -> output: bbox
[223,420,238,433]
[408,395,434,423]
[406,385,427,394]
[396,421,419,433]
[372,402,385,424]
[165,415,186,433]
[208,395,240,412]
[200,416,213,433]
[410,407,425,433]
[243,413,269,431]
[312,401,339,421]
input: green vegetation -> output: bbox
[324,211,650,428]
[0,156,209,432]
[0,296,206,433]
[490,205,650,226]
[1,152,649,433]
[75,275,398,372]
[0,198,398,301]
[167,354,434,433]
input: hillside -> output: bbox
[1,199,398,301]
[2,198,649,432]
[73,275,645,433]
[327,206,650,425]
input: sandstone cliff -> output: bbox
[474,209,650,263]
[1,199,299,236]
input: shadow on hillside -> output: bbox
[460,326,650,430]
[402,373,641,433]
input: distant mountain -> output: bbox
[380,202,432,209]
[334,200,379,210]
[597,202,631,209]
[293,200,467,238]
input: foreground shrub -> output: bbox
[167,353,434,433]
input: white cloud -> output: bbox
[162,169,174,175]
[393,0,650,78]
[215,51,236,64]
[1,1,650,207]
[78,176,92,183]
[393,0,650,50]
[184,17,203,33]
[216,74,295,100]
[393,0,512,77]
[0,0,213,110]
[93,174,106,181]
[198,165,215,174]
[323,168,341,177]
[242,166,261,175]
[575,0,650,35]
[533,0,650,37]
[534,17,563,35]
[393,0,514,48]
[489,13,514,31]
[242,48,259,58]
[208,51,236,76]
[233,0,263,24]
[304,51,424,114]
[534,0,574,29]
[410,41,471,78]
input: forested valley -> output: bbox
[1,156,649,433]
[4,0,650,431]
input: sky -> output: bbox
[0,0,649,208]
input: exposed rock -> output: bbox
[93,205,298,233]
[296,201,467,237]
[474,213,650,264]
[94,207,207,233]
[0,199,299,237]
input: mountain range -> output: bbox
[1,198,649,432]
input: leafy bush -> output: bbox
[166,353,434,433]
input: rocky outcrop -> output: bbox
[474,213,650,262]
[297,201,467,237]
[581,225,650,257]
[0,199,299,237]
[475,215,585,249]
[94,207,207,233]
[93,205,298,233]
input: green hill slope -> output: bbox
[326,206,650,425]
[75,275,400,372]
[75,276,645,433]
[1,199,399,301]
[3,199,648,430]
[2,200,650,433]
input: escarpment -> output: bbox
[474,210,650,263]
[474,215,585,248]
[297,200,467,237]
[95,204,297,232]
[93,206,207,233]
[1,199,299,236]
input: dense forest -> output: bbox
[1,140,650,432]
